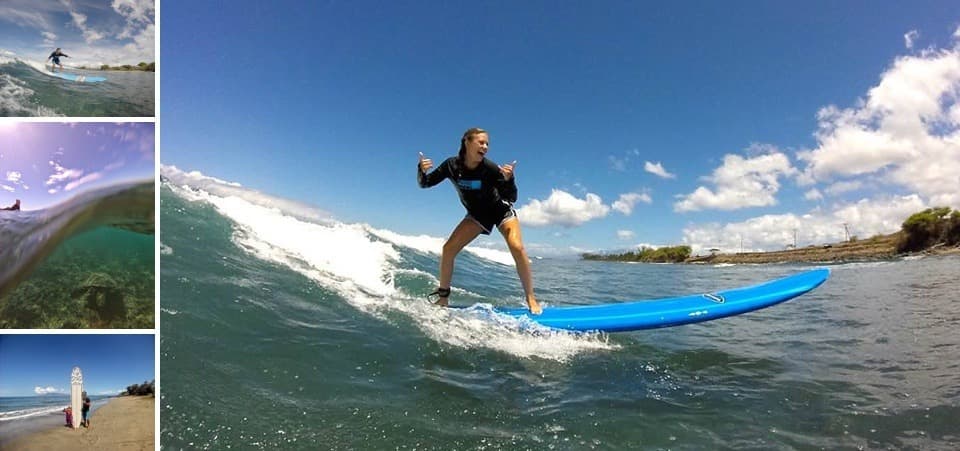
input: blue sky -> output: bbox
[161,1,960,255]
[0,334,155,397]
[0,0,155,66]
[0,122,155,210]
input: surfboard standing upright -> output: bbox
[70,367,83,429]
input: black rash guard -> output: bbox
[418,157,518,228]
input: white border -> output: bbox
[0,1,160,449]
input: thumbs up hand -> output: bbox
[418,152,433,173]
[499,160,517,180]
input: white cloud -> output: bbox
[5,171,21,183]
[64,172,103,191]
[795,41,960,209]
[46,161,83,186]
[825,180,864,196]
[68,10,105,43]
[804,188,823,201]
[681,195,926,254]
[34,386,64,395]
[516,189,610,227]
[644,161,676,179]
[617,230,635,240]
[904,30,919,49]
[611,192,652,215]
[41,30,57,44]
[0,6,50,29]
[112,0,154,24]
[2,185,14,192]
[674,152,796,212]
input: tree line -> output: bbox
[125,380,155,396]
[582,245,692,263]
[78,62,156,72]
[897,207,960,252]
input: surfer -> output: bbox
[417,128,542,315]
[47,48,69,72]
[1,199,20,211]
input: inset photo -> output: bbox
[0,122,155,329]
[0,334,156,450]
[0,0,155,117]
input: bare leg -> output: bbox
[498,217,541,314]
[436,218,484,306]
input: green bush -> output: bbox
[897,207,957,252]
[582,245,691,263]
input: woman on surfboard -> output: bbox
[47,48,69,72]
[417,127,542,314]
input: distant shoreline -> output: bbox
[686,233,960,265]
[583,232,960,265]
[74,63,156,72]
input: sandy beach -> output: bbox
[4,396,154,451]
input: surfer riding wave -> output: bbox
[47,48,69,72]
[417,127,542,315]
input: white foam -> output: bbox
[0,405,67,422]
[209,194,399,296]
[159,242,173,255]
[0,73,60,117]
[167,176,618,361]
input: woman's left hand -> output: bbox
[499,160,517,180]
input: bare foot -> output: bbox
[433,297,449,308]
[527,298,542,315]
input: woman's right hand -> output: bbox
[418,152,433,173]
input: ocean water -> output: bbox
[0,395,111,448]
[159,175,960,450]
[0,180,155,329]
[0,58,154,117]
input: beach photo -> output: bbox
[0,334,155,450]
[0,122,155,329]
[158,1,959,449]
[0,0,155,117]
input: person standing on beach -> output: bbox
[82,396,91,427]
[1,199,20,211]
[417,127,542,314]
[46,48,69,72]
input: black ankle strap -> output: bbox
[429,287,451,298]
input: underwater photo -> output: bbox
[0,122,155,329]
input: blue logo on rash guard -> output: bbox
[457,179,481,190]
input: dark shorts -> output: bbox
[466,207,516,235]
[52,57,61,64]
[82,410,89,420]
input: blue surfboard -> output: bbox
[480,268,830,332]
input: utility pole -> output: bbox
[793,228,798,248]
[843,223,850,242]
